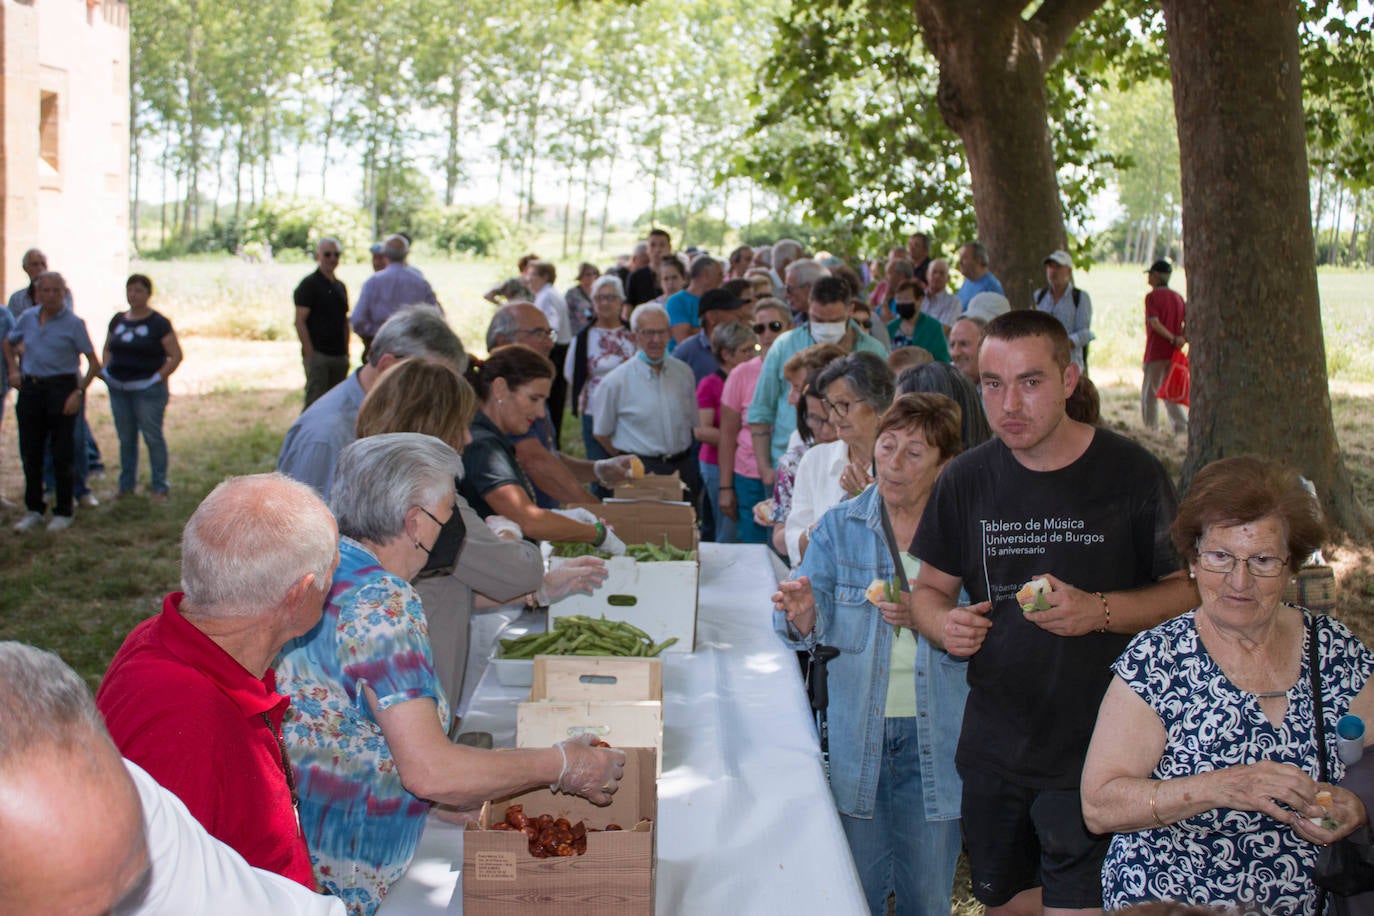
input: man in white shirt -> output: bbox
[592,302,700,505]
[0,641,343,916]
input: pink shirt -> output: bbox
[720,356,764,479]
[696,372,726,465]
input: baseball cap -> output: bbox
[1043,250,1072,267]
[698,288,744,318]
[369,242,385,256]
[965,292,1010,324]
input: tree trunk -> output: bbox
[913,1,1100,308]
[444,79,462,207]
[1162,0,1369,539]
[1348,192,1361,267]
[1329,183,1345,265]
[1312,166,1326,247]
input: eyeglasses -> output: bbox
[593,293,622,304]
[638,328,671,339]
[516,327,556,341]
[1195,547,1290,578]
[753,321,785,335]
[320,251,341,258]
[821,397,856,419]
[857,319,873,330]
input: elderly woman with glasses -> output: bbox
[784,350,894,566]
[1081,456,1374,913]
[564,274,636,468]
[277,433,625,916]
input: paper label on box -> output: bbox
[474,851,519,880]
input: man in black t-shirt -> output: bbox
[909,310,1197,915]
[626,228,672,306]
[293,237,350,409]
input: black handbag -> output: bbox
[1309,614,1374,898]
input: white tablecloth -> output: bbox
[379,543,867,915]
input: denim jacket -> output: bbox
[773,485,969,820]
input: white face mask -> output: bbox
[810,320,847,345]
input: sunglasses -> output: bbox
[753,321,785,335]
[857,319,873,330]
[320,251,341,258]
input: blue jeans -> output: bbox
[699,459,732,543]
[107,382,169,494]
[838,716,962,916]
[733,473,768,544]
[581,413,611,499]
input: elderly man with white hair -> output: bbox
[96,473,340,889]
[350,234,441,361]
[592,302,701,503]
[0,640,345,915]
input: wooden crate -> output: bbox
[464,747,657,916]
[517,657,664,775]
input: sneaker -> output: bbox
[13,511,44,532]
[46,514,74,532]
[78,493,100,508]
[150,492,169,504]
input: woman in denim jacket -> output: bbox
[774,393,970,916]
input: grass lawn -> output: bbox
[0,254,1369,915]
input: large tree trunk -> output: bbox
[1162,0,1369,539]
[913,0,1102,308]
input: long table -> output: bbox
[379,543,868,915]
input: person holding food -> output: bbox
[784,350,894,565]
[773,394,969,915]
[1081,456,1374,913]
[277,433,626,916]
[462,345,625,550]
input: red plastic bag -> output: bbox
[1156,348,1190,407]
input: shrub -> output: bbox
[431,204,529,257]
[240,197,373,260]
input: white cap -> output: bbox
[965,292,1010,324]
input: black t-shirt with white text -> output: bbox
[912,427,1179,788]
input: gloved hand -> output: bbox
[599,527,627,556]
[593,455,636,486]
[538,555,608,604]
[551,507,599,526]
[485,515,523,541]
[552,734,626,805]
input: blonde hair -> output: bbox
[355,357,476,451]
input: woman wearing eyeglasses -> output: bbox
[1081,456,1374,913]
[719,298,792,544]
[784,351,894,566]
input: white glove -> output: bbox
[599,527,627,556]
[552,734,626,805]
[484,515,522,541]
[593,456,636,486]
[551,507,599,526]
[538,556,608,604]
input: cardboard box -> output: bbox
[550,501,699,653]
[463,747,657,916]
[518,657,664,774]
[613,472,685,502]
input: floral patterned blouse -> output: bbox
[277,536,449,916]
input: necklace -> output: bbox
[1197,613,1296,700]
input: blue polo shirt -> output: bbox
[6,305,93,376]
[956,273,1004,310]
[276,370,367,498]
[663,291,700,354]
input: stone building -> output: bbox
[0,0,129,314]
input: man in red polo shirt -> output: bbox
[96,473,339,890]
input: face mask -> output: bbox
[638,350,665,367]
[419,504,467,575]
[894,300,917,320]
[810,320,847,345]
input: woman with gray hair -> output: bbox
[277,433,625,916]
[896,360,992,451]
[563,273,636,469]
[693,321,758,543]
[784,351,894,565]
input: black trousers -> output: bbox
[548,342,570,447]
[638,451,703,517]
[16,375,78,516]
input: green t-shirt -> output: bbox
[884,553,921,718]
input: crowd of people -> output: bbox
[4,228,1364,916]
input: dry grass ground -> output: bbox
[0,256,1369,915]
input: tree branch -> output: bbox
[1030,0,1108,66]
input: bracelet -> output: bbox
[593,520,607,547]
[1093,591,1110,633]
[1150,781,1166,828]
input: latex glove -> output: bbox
[599,527,627,556]
[539,555,608,604]
[552,734,626,805]
[593,456,636,486]
[552,507,599,526]
[484,515,523,541]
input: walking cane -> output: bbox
[806,644,841,779]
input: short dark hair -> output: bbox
[466,344,554,401]
[126,273,153,295]
[530,260,557,284]
[983,309,1073,371]
[1066,374,1101,425]
[809,275,851,307]
[1171,456,1326,574]
[689,255,719,280]
[648,228,672,244]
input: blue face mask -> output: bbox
[638,350,665,367]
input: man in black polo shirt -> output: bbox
[293,237,350,408]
